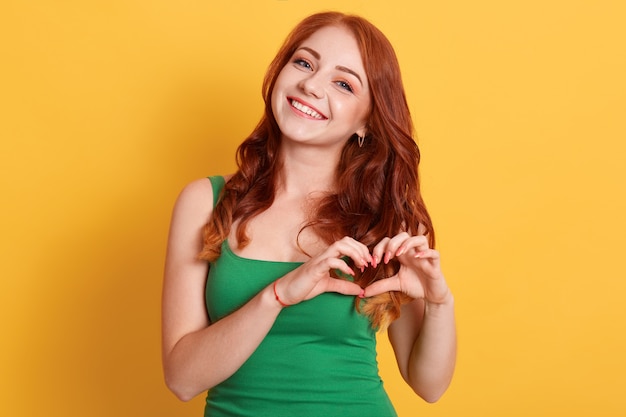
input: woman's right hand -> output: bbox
[273,236,371,305]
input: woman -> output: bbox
[162,11,456,417]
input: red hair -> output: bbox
[200,12,434,330]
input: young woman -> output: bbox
[162,11,456,417]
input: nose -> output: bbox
[298,72,324,98]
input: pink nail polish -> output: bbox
[358,289,365,298]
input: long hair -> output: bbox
[200,12,434,330]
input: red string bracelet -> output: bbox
[273,280,290,307]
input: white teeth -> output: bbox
[290,99,324,119]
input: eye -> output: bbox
[335,80,354,93]
[293,58,313,70]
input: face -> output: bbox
[271,25,371,150]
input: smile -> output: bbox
[289,98,327,120]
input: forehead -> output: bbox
[297,25,366,73]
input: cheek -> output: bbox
[339,101,368,126]
[270,89,279,116]
[270,86,282,119]
[354,99,371,126]
[270,70,289,114]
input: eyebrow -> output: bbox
[297,46,364,86]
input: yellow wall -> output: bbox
[2,1,625,415]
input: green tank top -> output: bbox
[204,176,397,417]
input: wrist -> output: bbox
[258,281,288,312]
[425,290,454,310]
[272,279,291,308]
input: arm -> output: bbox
[388,294,456,403]
[161,178,284,401]
[161,179,366,401]
[364,233,457,403]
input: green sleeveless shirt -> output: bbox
[204,176,397,417]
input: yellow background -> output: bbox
[2,0,625,416]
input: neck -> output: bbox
[276,142,342,198]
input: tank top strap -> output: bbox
[207,176,225,208]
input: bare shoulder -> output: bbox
[176,178,213,208]
[174,176,217,210]
[166,179,212,241]
[172,175,234,222]
[179,175,233,200]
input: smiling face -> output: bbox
[270,25,371,151]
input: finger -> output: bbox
[371,237,391,268]
[328,236,373,269]
[413,248,440,260]
[325,279,363,296]
[323,257,356,277]
[382,232,412,264]
[396,235,430,258]
[362,276,401,297]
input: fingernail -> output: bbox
[396,246,405,256]
[358,289,365,298]
[414,252,422,258]
[384,252,391,264]
[372,256,378,268]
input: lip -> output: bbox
[286,96,328,120]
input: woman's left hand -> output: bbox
[363,232,451,304]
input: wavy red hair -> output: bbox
[200,12,434,330]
